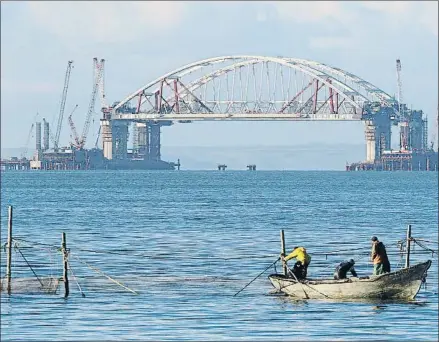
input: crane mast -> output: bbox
[396,59,403,117]
[98,59,107,109]
[54,60,74,151]
[94,59,106,148]
[78,58,103,149]
[396,59,409,151]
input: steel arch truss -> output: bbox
[112,56,395,121]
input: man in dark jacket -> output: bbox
[371,236,391,275]
[334,259,358,280]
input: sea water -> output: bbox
[1,171,438,340]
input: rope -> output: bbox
[317,253,370,273]
[8,237,434,260]
[413,238,439,245]
[70,254,138,295]
[283,263,331,299]
[412,239,437,256]
[284,263,309,299]
[67,260,85,297]
[234,258,280,297]
[13,242,44,288]
[12,238,60,251]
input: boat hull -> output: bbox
[268,260,431,300]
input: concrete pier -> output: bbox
[137,123,149,159]
[112,121,129,160]
[149,123,161,161]
[100,118,113,160]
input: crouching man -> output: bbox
[334,259,357,280]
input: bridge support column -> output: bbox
[101,119,113,160]
[364,112,392,163]
[365,120,376,162]
[112,121,129,160]
[149,123,161,161]
[399,122,410,151]
[137,123,149,159]
[35,121,42,160]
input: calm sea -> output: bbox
[1,171,438,341]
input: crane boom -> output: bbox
[95,58,106,148]
[396,59,409,151]
[54,60,74,151]
[78,58,103,148]
[98,59,107,109]
[21,123,35,159]
[396,59,403,117]
[67,105,80,147]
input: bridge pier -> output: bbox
[364,108,392,163]
[35,121,42,160]
[136,123,149,159]
[133,122,161,160]
[102,118,164,161]
[149,123,161,161]
[100,118,113,160]
[112,121,129,160]
[101,118,129,160]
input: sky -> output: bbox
[1,1,438,167]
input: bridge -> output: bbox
[99,55,424,164]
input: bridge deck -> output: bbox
[113,113,363,121]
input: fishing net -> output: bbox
[0,238,63,295]
[1,277,60,294]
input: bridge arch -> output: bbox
[112,55,395,120]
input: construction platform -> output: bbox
[1,148,180,171]
[346,150,438,171]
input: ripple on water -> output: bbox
[1,171,438,341]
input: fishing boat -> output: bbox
[268,260,431,300]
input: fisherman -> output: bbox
[333,259,358,280]
[371,236,391,275]
[281,246,311,280]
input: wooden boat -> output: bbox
[268,260,431,300]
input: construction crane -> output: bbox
[94,58,107,149]
[77,58,103,149]
[98,59,107,109]
[53,60,74,151]
[66,105,80,147]
[21,123,35,159]
[396,59,403,117]
[396,59,409,151]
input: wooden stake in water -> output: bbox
[62,232,69,298]
[6,206,13,295]
[280,230,287,276]
[405,224,412,268]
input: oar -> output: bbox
[234,257,280,297]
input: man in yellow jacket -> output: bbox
[281,246,311,280]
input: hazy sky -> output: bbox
[1,1,438,154]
